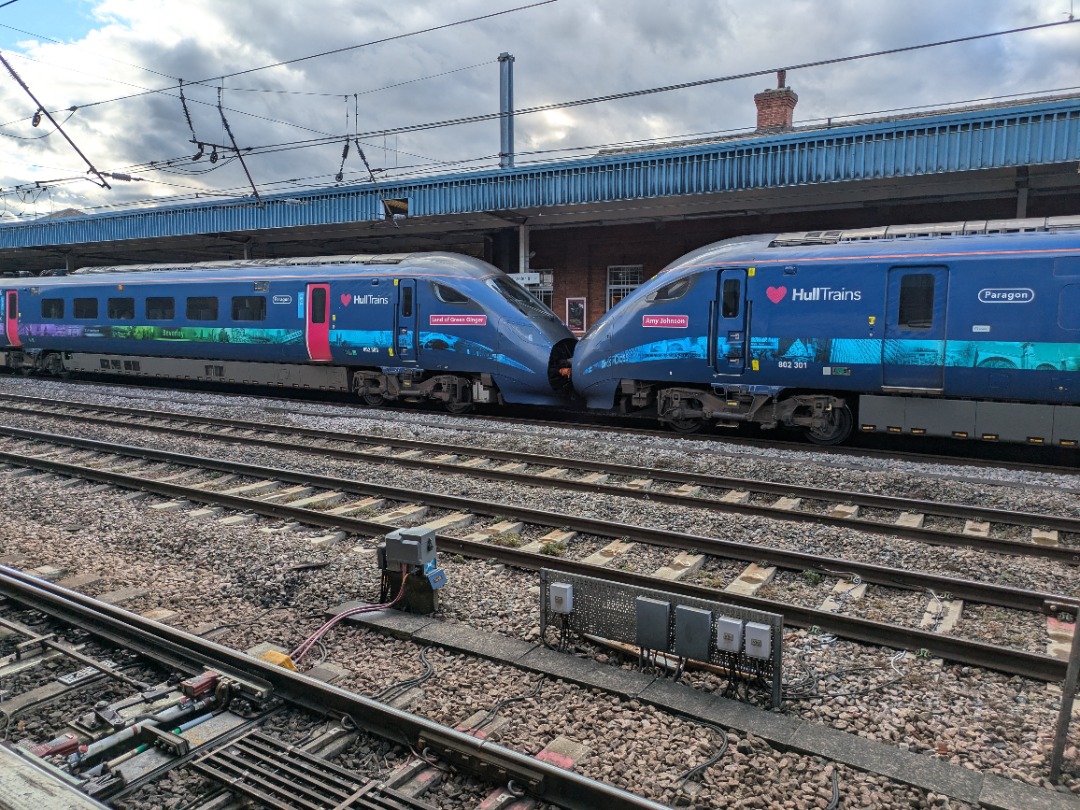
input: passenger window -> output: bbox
[310,288,326,324]
[186,296,218,321]
[146,297,175,320]
[648,276,693,303]
[41,298,64,319]
[434,283,470,304]
[401,286,414,317]
[231,296,266,321]
[721,279,741,318]
[74,298,98,319]
[108,297,135,320]
[898,274,934,328]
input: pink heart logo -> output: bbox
[766,286,787,304]
[340,293,351,306]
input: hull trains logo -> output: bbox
[978,288,1034,304]
[340,293,391,306]
[766,285,861,303]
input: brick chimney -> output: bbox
[754,70,798,132]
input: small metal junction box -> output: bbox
[635,597,671,652]
[383,527,436,567]
[674,605,712,661]
[549,582,574,614]
[715,615,744,654]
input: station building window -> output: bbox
[41,298,64,319]
[522,270,554,308]
[607,265,643,311]
[231,296,266,321]
[187,296,219,321]
[108,297,135,320]
[146,297,175,320]
[74,298,98,319]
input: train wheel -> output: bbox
[805,403,852,446]
[445,400,474,414]
[360,391,385,407]
[667,416,703,434]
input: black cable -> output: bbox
[373,646,435,702]
[464,674,545,733]
[826,768,841,810]
[675,721,729,785]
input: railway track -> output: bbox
[4,380,1077,475]
[1,423,1074,682]
[0,565,667,810]
[1,393,1077,564]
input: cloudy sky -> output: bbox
[0,0,1077,220]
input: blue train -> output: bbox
[572,217,1080,446]
[0,252,577,410]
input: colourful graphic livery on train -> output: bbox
[0,253,576,411]
[572,220,1080,445]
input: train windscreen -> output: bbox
[486,276,557,321]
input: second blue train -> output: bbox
[572,216,1080,446]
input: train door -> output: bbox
[712,268,747,375]
[3,290,19,347]
[305,282,332,362]
[395,279,418,363]
[882,266,948,390]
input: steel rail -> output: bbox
[1,386,1075,476]
[0,425,1068,613]
[0,426,1071,681]
[0,566,670,810]
[2,399,1079,561]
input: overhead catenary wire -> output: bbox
[16,15,1064,199]
[1,16,1075,205]
[31,2,556,117]
[0,50,111,189]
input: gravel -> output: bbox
[1,375,1079,807]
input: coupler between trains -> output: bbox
[654,385,849,442]
[352,369,501,413]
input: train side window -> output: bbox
[401,286,413,317]
[433,283,471,305]
[108,297,135,320]
[721,279,741,318]
[310,288,326,324]
[231,295,266,321]
[186,296,218,321]
[74,298,98,319]
[41,298,64,319]
[648,276,693,303]
[898,274,934,328]
[146,297,175,320]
